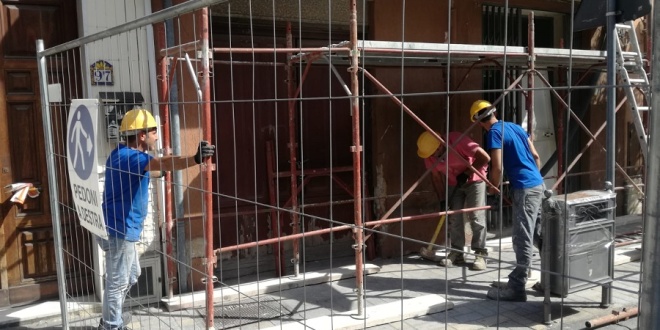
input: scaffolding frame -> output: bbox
[152,3,649,320]
[35,0,651,328]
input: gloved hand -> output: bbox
[486,194,500,211]
[195,140,216,164]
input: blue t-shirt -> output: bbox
[102,144,153,241]
[485,121,543,189]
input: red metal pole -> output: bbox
[156,25,175,298]
[266,142,285,276]
[585,307,639,328]
[277,166,353,178]
[361,68,519,191]
[213,206,491,254]
[348,0,366,317]
[198,8,215,330]
[214,46,351,54]
[285,22,302,277]
[360,70,527,240]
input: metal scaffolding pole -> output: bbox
[605,0,616,186]
[285,22,302,278]
[348,0,366,318]
[199,7,215,330]
[639,1,660,327]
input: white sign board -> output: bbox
[67,99,108,239]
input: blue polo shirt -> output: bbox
[102,144,153,241]
[485,121,543,189]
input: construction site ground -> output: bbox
[1,216,642,330]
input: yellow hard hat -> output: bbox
[120,109,158,134]
[470,99,495,122]
[416,131,442,159]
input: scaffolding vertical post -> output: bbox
[156,24,176,299]
[198,7,215,330]
[527,12,535,135]
[348,0,366,318]
[36,39,69,330]
[285,21,301,277]
[639,1,660,327]
[602,0,617,308]
[605,0,616,186]
[266,142,285,276]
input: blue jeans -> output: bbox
[98,236,140,329]
[508,184,543,291]
[447,181,487,253]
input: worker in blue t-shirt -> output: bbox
[470,100,544,303]
[99,109,215,330]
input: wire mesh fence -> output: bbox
[31,0,648,329]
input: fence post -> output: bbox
[36,39,69,330]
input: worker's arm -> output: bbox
[146,155,199,173]
[467,147,490,176]
[488,148,502,195]
[144,141,215,173]
[527,138,541,169]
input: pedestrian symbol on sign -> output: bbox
[67,105,95,180]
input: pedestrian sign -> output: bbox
[66,99,108,239]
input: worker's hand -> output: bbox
[486,194,500,211]
[195,141,216,164]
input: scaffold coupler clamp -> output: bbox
[208,252,219,268]
[351,242,366,252]
[200,275,219,285]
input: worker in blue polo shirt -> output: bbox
[470,100,544,302]
[99,109,215,330]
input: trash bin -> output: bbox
[541,190,615,297]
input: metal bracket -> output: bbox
[351,243,365,251]
[350,145,363,153]
[201,163,217,171]
[201,256,217,265]
[200,275,219,285]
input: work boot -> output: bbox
[486,286,527,302]
[98,312,132,330]
[99,321,132,330]
[438,251,465,267]
[472,251,487,271]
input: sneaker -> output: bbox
[98,316,132,330]
[438,251,465,267]
[101,326,130,330]
[472,251,487,271]
[486,286,527,302]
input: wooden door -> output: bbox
[0,0,83,306]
